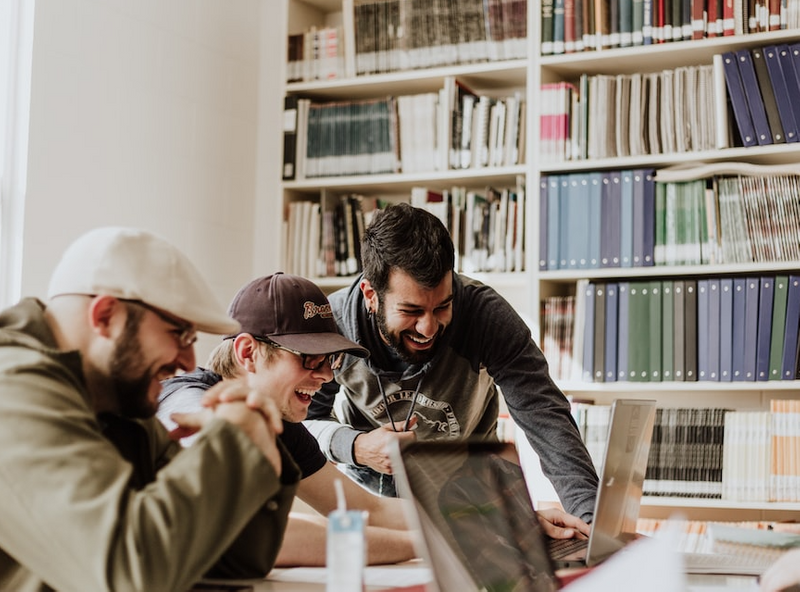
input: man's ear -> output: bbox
[360,279,378,313]
[87,295,122,338]
[233,333,259,372]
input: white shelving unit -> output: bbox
[275,0,800,522]
[280,0,536,315]
[532,0,800,520]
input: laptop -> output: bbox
[548,398,657,568]
[390,439,563,592]
[389,398,657,590]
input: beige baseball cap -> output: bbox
[47,227,240,335]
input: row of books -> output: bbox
[573,401,800,502]
[283,183,526,279]
[721,43,800,148]
[539,166,800,271]
[411,182,527,274]
[539,169,656,271]
[541,0,800,55]
[541,295,576,382]
[542,274,800,383]
[282,78,526,180]
[540,64,719,163]
[350,0,526,75]
[286,26,345,83]
[654,174,800,267]
[724,399,800,502]
[286,0,527,82]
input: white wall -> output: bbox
[20,0,285,359]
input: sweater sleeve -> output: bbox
[0,349,297,592]
[454,282,599,521]
[304,380,363,465]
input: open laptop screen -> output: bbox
[393,440,559,592]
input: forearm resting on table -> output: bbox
[275,512,416,567]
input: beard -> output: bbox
[375,301,441,365]
[108,306,159,419]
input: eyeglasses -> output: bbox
[256,338,345,371]
[123,299,198,349]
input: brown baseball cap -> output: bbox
[226,272,368,357]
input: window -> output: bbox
[0,0,34,309]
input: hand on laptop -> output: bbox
[537,508,591,540]
[354,418,418,474]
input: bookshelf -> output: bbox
[280,0,533,312]
[533,0,800,521]
[276,0,800,522]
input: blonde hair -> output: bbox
[207,336,278,379]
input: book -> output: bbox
[673,280,686,381]
[712,54,732,149]
[539,178,549,270]
[690,0,704,38]
[282,95,299,180]
[776,45,800,141]
[600,171,622,268]
[661,280,674,381]
[742,277,760,381]
[768,275,789,380]
[628,282,650,381]
[542,0,556,53]
[735,49,773,145]
[720,51,758,147]
[708,279,721,381]
[588,172,603,268]
[558,176,570,269]
[719,278,734,381]
[617,282,630,380]
[763,45,800,143]
[732,277,747,380]
[605,282,619,381]
[782,276,800,379]
[642,170,656,266]
[684,279,698,381]
[632,169,652,267]
[751,47,786,144]
[755,276,775,381]
[571,174,593,269]
[547,175,561,270]
[593,282,607,382]
[697,279,710,380]
[620,170,634,267]
[582,282,596,382]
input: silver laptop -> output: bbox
[390,439,562,592]
[390,398,658,589]
[550,398,657,568]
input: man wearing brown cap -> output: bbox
[159,272,417,566]
[0,227,296,592]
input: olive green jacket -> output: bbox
[0,299,300,592]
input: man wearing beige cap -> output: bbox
[159,272,416,566]
[0,227,298,592]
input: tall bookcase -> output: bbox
[280,0,533,314]
[533,5,800,521]
[274,0,800,522]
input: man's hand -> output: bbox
[536,508,591,539]
[353,418,417,474]
[171,379,284,474]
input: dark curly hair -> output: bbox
[361,202,455,295]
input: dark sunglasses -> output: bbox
[255,337,345,371]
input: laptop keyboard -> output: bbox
[547,537,589,559]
